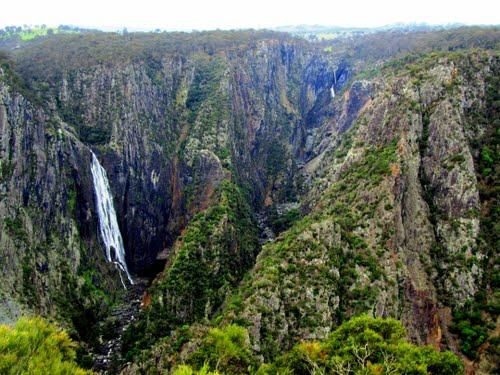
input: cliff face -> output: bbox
[0,29,498,372]
[121,49,499,374]
[0,32,345,329]
[0,65,122,333]
[10,35,344,275]
[222,51,495,354]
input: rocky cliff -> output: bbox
[0,61,122,338]
[120,46,499,375]
[224,50,496,352]
[0,28,498,373]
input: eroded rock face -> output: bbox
[1,31,498,373]
[217,51,497,361]
[0,35,347,320]
[0,70,121,325]
[19,37,346,275]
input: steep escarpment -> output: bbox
[0,31,347,349]
[0,62,122,337]
[10,33,346,277]
[237,49,498,363]
[225,50,497,354]
[121,49,499,374]
[0,28,498,374]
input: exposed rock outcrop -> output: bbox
[0,30,498,374]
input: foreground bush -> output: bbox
[0,316,91,374]
[175,315,463,374]
[188,324,256,374]
[173,364,222,375]
[259,315,464,374]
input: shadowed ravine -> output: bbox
[93,210,275,374]
[92,277,150,373]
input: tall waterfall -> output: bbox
[90,152,134,287]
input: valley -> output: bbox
[0,26,498,374]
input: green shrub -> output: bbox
[173,364,221,375]
[3,216,27,242]
[451,302,489,359]
[269,208,301,233]
[78,125,111,145]
[263,315,464,375]
[481,145,494,166]
[0,317,91,374]
[188,325,256,374]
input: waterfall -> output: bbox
[90,152,134,287]
[330,86,335,99]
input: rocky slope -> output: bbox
[121,49,500,374]
[226,50,495,350]
[0,28,498,373]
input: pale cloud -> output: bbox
[0,0,498,31]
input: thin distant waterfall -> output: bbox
[90,151,134,288]
[330,86,335,99]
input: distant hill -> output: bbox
[0,25,97,50]
[272,23,467,40]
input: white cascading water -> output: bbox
[90,151,134,288]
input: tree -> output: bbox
[188,325,256,374]
[173,364,222,375]
[261,315,464,375]
[0,317,91,374]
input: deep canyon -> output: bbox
[0,26,498,374]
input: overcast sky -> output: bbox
[1,0,499,31]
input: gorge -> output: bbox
[0,25,498,374]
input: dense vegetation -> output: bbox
[323,26,500,66]
[261,315,463,375]
[169,316,463,375]
[0,315,467,374]
[9,29,297,86]
[0,317,91,374]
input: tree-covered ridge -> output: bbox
[321,26,500,66]
[0,25,86,41]
[122,180,259,360]
[4,26,497,102]
[0,25,94,53]
[0,317,91,374]
[10,29,301,83]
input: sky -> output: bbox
[1,0,499,31]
